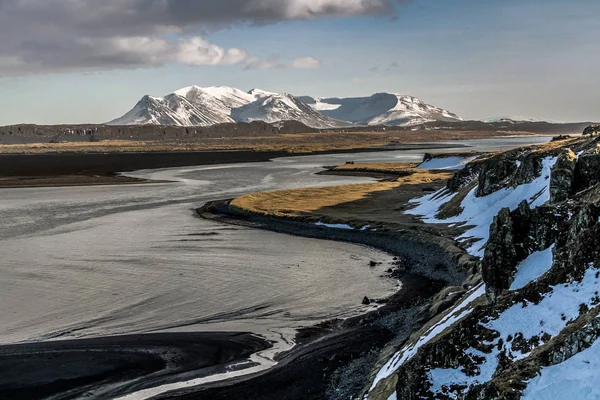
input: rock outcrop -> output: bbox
[550,148,577,203]
[583,124,600,135]
[510,151,543,187]
[481,208,518,300]
[446,158,486,192]
[574,144,600,192]
[476,154,519,197]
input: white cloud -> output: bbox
[0,0,404,75]
[173,37,250,66]
[291,56,322,69]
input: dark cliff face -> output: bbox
[574,143,600,193]
[389,136,600,400]
[476,155,519,197]
[550,149,577,203]
[481,208,518,301]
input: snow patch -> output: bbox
[510,246,555,290]
[427,267,600,397]
[523,337,600,400]
[407,156,558,256]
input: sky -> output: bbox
[0,0,598,125]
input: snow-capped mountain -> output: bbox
[109,86,346,129]
[232,93,347,128]
[108,94,234,126]
[300,93,462,126]
[109,86,462,128]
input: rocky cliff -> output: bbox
[367,128,600,399]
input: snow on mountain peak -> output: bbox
[248,88,277,98]
[232,92,347,128]
[308,92,462,127]
[108,86,462,129]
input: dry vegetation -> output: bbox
[230,163,453,222]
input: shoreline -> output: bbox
[196,199,466,285]
[158,199,467,400]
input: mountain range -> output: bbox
[108,86,463,129]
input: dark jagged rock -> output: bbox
[583,124,600,136]
[481,208,518,301]
[550,148,577,203]
[574,144,600,193]
[566,204,598,246]
[447,160,485,192]
[510,151,543,188]
[477,156,519,197]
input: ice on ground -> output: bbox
[427,266,600,397]
[510,246,555,290]
[407,156,558,256]
[369,284,486,393]
[417,156,477,170]
[523,336,600,400]
[314,221,354,230]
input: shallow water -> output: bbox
[0,136,552,347]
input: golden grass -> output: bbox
[230,168,453,218]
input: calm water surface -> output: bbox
[0,136,552,346]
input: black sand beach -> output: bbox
[0,332,271,400]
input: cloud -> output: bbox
[0,0,405,75]
[291,56,322,69]
[244,55,285,70]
